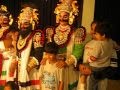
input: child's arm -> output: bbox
[58,81,63,90]
[88,55,97,62]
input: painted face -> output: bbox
[59,11,69,22]
[19,22,32,38]
[3,16,9,24]
[20,22,31,31]
[0,16,9,26]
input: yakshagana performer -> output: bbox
[41,0,86,90]
[17,6,44,90]
[0,5,18,86]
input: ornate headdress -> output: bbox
[0,5,13,25]
[18,6,39,30]
[54,0,79,25]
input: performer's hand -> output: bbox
[27,66,32,73]
[79,64,92,75]
[40,58,47,65]
[56,60,67,68]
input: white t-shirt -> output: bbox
[83,39,113,67]
[39,60,64,90]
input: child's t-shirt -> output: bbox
[39,60,64,90]
[83,39,113,67]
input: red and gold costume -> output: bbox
[44,0,86,90]
[0,5,18,86]
[17,6,44,90]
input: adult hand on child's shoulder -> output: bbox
[56,60,67,68]
[40,58,47,65]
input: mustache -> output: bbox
[59,19,69,22]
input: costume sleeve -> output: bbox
[72,44,84,61]
[66,28,86,66]
[29,30,45,69]
[33,47,44,62]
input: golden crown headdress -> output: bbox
[54,0,79,25]
[0,5,13,25]
[18,6,39,30]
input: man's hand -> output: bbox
[56,60,67,68]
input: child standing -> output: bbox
[39,42,64,90]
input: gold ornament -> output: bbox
[54,0,79,25]
[18,7,39,30]
[27,57,38,73]
[0,5,7,12]
[17,35,28,50]
[54,25,71,45]
[0,5,13,25]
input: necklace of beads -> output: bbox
[17,35,30,50]
[54,25,71,45]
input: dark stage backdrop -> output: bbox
[0,0,83,29]
[94,0,120,42]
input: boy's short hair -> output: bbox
[95,21,112,38]
[45,42,58,54]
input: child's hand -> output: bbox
[79,64,92,75]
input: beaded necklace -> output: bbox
[54,25,71,45]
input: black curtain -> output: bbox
[94,0,120,42]
[0,0,59,29]
[0,0,83,29]
[0,0,20,19]
[33,0,59,29]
